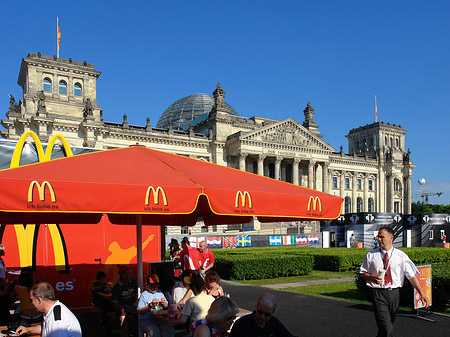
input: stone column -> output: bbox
[238,153,247,172]
[340,171,345,199]
[52,73,58,96]
[352,173,357,212]
[389,175,395,212]
[364,174,369,212]
[405,175,412,214]
[275,156,282,180]
[257,154,266,176]
[378,168,385,212]
[322,162,329,193]
[308,160,315,189]
[292,158,300,185]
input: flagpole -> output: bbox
[57,17,59,58]
[375,95,378,123]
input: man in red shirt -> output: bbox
[198,240,215,277]
[180,237,202,273]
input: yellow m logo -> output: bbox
[235,191,252,208]
[145,186,168,206]
[307,196,322,212]
[28,181,56,203]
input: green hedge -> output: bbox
[214,254,314,280]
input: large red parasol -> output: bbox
[0,145,343,287]
[0,145,342,224]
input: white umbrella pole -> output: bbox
[137,215,143,291]
[136,215,144,337]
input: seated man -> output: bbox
[112,266,138,337]
[230,293,295,337]
[137,274,174,337]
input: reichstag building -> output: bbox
[2,53,414,234]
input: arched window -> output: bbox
[357,197,363,213]
[344,197,351,214]
[394,179,402,192]
[385,136,388,145]
[59,80,67,95]
[390,137,393,147]
[43,78,52,92]
[368,198,374,212]
[74,83,82,97]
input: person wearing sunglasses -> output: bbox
[191,297,239,337]
[229,293,294,337]
[15,282,81,337]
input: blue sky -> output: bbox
[1,0,449,205]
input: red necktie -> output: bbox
[384,252,392,287]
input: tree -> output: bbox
[411,202,450,214]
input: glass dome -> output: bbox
[156,93,238,130]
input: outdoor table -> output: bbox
[0,326,40,337]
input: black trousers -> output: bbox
[371,288,400,337]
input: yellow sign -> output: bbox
[307,196,322,212]
[235,191,252,208]
[145,186,168,206]
[28,181,56,203]
[9,131,71,272]
[414,265,432,309]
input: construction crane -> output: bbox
[411,192,443,204]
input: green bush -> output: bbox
[215,254,313,280]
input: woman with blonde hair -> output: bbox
[204,271,224,299]
[191,297,239,337]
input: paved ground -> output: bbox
[77,279,450,337]
[261,277,355,289]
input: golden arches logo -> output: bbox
[307,196,322,212]
[9,131,71,272]
[145,186,168,206]
[235,191,252,208]
[11,130,73,168]
[28,181,56,203]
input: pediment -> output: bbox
[239,118,334,151]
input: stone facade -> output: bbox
[1,53,415,235]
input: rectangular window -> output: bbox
[429,230,434,240]
[212,225,217,232]
[345,177,350,189]
[357,179,362,190]
[181,226,189,235]
[201,226,208,233]
[332,177,338,189]
[369,180,373,191]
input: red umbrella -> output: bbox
[0,145,342,224]
[0,145,343,287]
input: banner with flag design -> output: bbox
[237,235,251,247]
[307,234,319,244]
[296,235,308,245]
[206,237,221,248]
[189,236,205,248]
[282,235,295,245]
[269,236,282,246]
[222,236,237,248]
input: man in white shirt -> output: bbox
[16,282,82,337]
[360,227,429,337]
